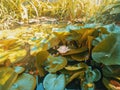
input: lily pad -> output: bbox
[9,73,36,90]
[62,46,88,55]
[102,65,120,78]
[65,63,88,71]
[93,69,101,82]
[0,67,14,86]
[103,77,120,90]
[8,49,27,63]
[14,66,25,74]
[44,55,67,73]
[71,51,89,61]
[0,51,8,64]
[35,51,49,76]
[43,73,65,90]
[92,33,120,65]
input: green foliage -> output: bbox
[43,73,65,90]
[0,21,120,90]
[92,33,120,65]
[9,73,36,90]
[90,0,120,24]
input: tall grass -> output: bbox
[0,0,118,29]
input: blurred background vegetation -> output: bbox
[0,0,120,29]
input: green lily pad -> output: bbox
[44,55,67,73]
[43,73,65,90]
[92,33,120,65]
[9,73,36,90]
[110,7,120,14]
[65,30,81,41]
[14,66,25,74]
[92,34,108,46]
[93,69,101,82]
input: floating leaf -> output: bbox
[87,36,94,52]
[92,34,108,46]
[0,51,9,64]
[110,7,120,14]
[52,28,70,39]
[67,72,82,84]
[14,66,25,74]
[62,46,88,55]
[43,73,65,90]
[35,51,49,77]
[2,67,25,90]
[92,33,120,65]
[103,77,120,90]
[71,51,89,61]
[8,49,27,63]
[44,55,67,73]
[78,29,95,45]
[40,34,60,51]
[102,65,120,78]
[0,39,18,51]
[93,69,101,82]
[0,67,14,86]
[65,30,81,41]
[65,63,88,71]
[9,73,36,90]
[85,67,96,83]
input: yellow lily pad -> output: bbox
[0,51,9,63]
[65,63,88,71]
[8,49,27,63]
[0,67,14,86]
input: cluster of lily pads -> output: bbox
[0,23,120,90]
